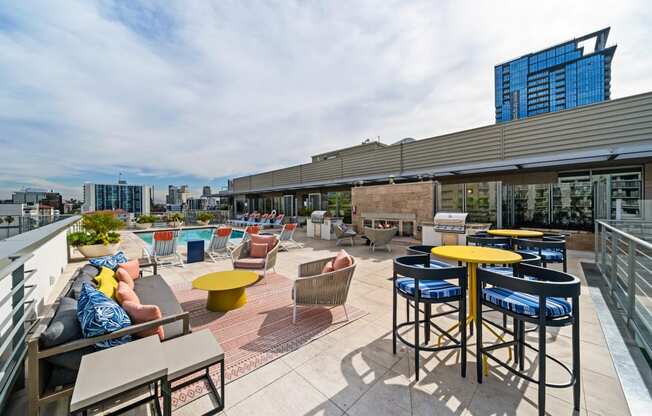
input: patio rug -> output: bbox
[169,272,366,409]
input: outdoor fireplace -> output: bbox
[361,213,417,238]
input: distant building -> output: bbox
[495,28,616,123]
[82,182,152,215]
[166,185,191,205]
[186,197,209,211]
[202,186,211,197]
[12,188,63,212]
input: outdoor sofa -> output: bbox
[26,261,190,416]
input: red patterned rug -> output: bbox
[170,272,366,408]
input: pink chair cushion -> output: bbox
[250,243,268,258]
[121,301,164,340]
[115,268,134,289]
[251,234,277,251]
[118,260,140,280]
[116,281,140,304]
[333,250,353,270]
[234,258,266,269]
[322,260,335,273]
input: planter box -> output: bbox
[77,243,120,258]
[196,220,210,226]
[135,223,152,230]
[168,221,183,228]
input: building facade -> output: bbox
[166,185,191,205]
[495,28,616,123]
[12,189,63,212]
[82,182,152,215]
[202,186,211,197]
[224,91,652,243]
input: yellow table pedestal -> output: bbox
[206,287,247,311]
[430,246,523,376]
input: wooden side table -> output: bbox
[162,329,225,415]
[70,336,169,416]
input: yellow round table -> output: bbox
[431,245,521,370]
[192,270,258,312]
[487,229,543,238]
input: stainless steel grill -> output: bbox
[310,210,330,224]
[433,212,468,234]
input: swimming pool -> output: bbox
[136,228,244,247]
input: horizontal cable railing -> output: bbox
[595,220,652,357]
[0,253,37,409]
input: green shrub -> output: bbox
[67,212,124,246]
[137,215,157,224]
[167,213,184,222]
[196,212,214,222]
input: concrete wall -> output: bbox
[351,182,435,238]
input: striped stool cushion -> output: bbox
[519,249,563,262]
[482,266,514,277]
[483,287,571,317]
[412,259,450,269]
[396,278,461,300]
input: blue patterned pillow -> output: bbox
[77,282,132,348]
[89,251,129,270]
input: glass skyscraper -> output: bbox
[495,28,616,123]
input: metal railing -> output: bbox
[594,220,652,357]
[0,254,38,410]
[0,214,78,240]
[0,215,81,413]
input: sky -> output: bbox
[1,1,651,202]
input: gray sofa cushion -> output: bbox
[46,346,95,371]
[133,275,184,339]
[67,265,100,300]
[39,297,82,348]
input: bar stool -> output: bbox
[513,238,567,272]
[392,254,468,380]
[476,264,581,416]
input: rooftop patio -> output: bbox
[19,227,632,416]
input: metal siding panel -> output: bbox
[273,166,301,186]
[250,173,274,190]
[232,177,250,192]
[341,146,402,177]
[301,159,342,183]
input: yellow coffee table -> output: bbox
[487,229,544,238]
[192,270,258,312]
[431,245,521,373]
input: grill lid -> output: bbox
[310,210,330,224]
[433,212,468,233]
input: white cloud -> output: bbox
[1,0,651,198]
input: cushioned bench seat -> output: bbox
[134,275,185,339]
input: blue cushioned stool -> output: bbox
[475,264,581,416]
[393,254,467,381]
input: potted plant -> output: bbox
[196,212,213,226]
[167,212,184,228]
[135,214,156,229]
[67,212,124,258]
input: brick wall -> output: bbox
[351,182,435,238]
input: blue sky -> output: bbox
[1,1,651,202]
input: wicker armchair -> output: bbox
[334,223,357,246]
[364,227,397,252]
[231,239,279,279]
[293,256,357,323]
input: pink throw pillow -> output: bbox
[251,234,277,251]
[250,243,268,258]
[118,260,140,280]
[322,260,335,273]
[116,281,140,304]
[121,301,164,340]
[115,268,134,289]
[333,250,353,270]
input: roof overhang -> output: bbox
[227,143,651,195]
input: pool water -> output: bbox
[137,228,244,247]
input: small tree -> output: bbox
[197,212,214,223]
[5,216,14,224]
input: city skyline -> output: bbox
[1,1,651,200]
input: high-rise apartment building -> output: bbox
[495,28,616,123]
[12,188,63,212]
[166,185,191,205]
[202,186,211,197]
[82,182,152,215]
